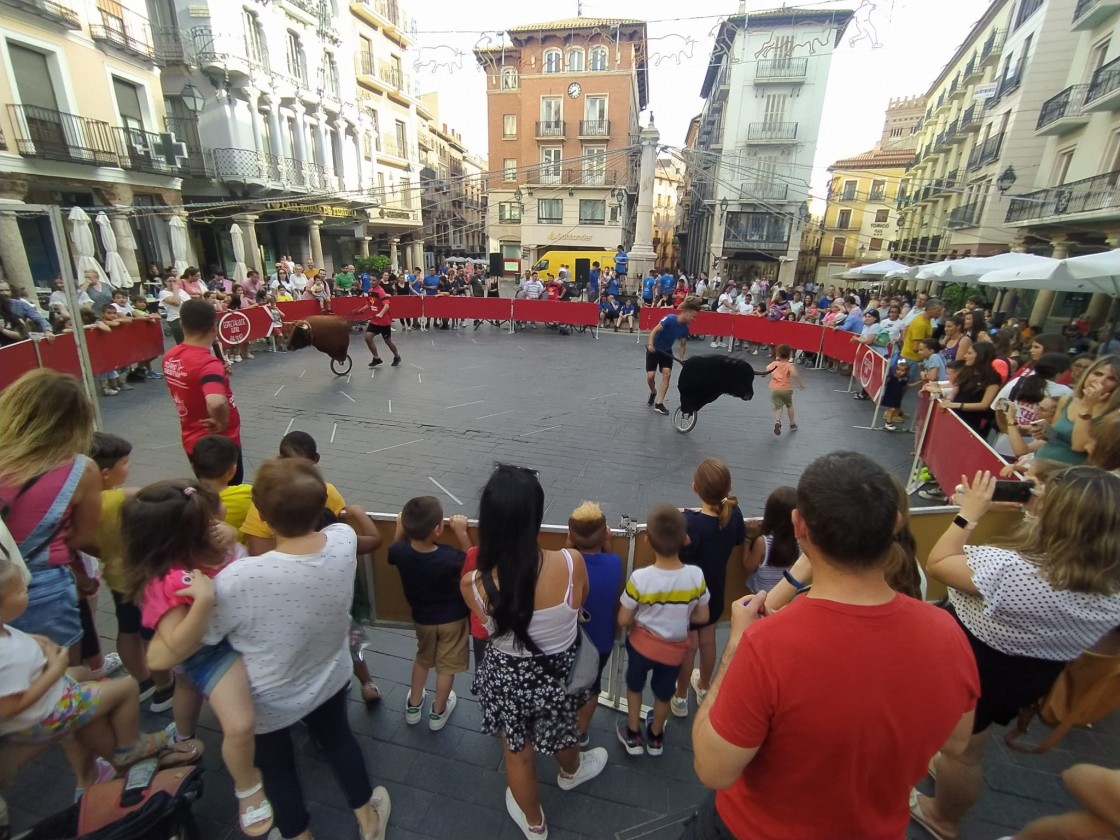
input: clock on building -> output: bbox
[567,82,582,98]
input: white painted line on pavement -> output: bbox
[340,391,357,403]
[330,422,337,444]
[347,372,352,384]
[519,425,561,437]
[589,392,618,400]
[418,373,422,384]
[274,385,285,397]
[365,439,424,455]
[475,409,515,420]
[445,400,485,410]
[299,370,307,379]
[388,400,392,414]
[428,477,463,506]
[517,345,528,352]
[284,417,295,435]
[409,363,424,370]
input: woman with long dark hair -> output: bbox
[461,465,607,839]
[939,342,1001,435]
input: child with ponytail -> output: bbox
[121,480,273,837]
[670,459,746,718]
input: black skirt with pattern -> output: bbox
[471,640,593,754]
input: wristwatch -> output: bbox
[952,514,977,531]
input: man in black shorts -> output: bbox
[646,298,701,415]
[363,274,401,367]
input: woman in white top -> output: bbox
[462,465,607,839]
[913,468,1120,840]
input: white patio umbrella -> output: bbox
[979,249,1120,297]
[230,223,248,283]
[95,212,135,289]
[915,252,1059,282]
[838,259,910,280]
[67,207,107,287]
[169,215,190,278]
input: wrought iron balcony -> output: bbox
[963,55,980,81]
[1037,85,1090,134]
[1006,169,1120,224]
[746,121,797,143]
[562,168,621,186]
[755,58,808,81]
[163,117,212,178]
[967,132,1004,170]
[152,26,190,65]
[1087,55,1120,111]
[535,120,565,139]
[980,29,1004,65]
[90,4,156,61]
[191,27,263,77]
[112,127,196,176]
[212,147,318,188]
[0,0,80,28]
[958,103,984,133]
[6,104,119,166]
[1073,0,1120,29]
[579,120,610,137]
[740,182,789,201]
[948,202,980,229]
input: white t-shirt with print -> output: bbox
[621,564,709,643]
[204,524,356,733]
[0,626,65,736]
[949,545,1120,661]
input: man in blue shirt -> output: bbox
[646,297,701,415]
[839,296,863,333]
[604,271,620,299]
[641,271,657,307]
[0,281,52,334]
[588,261,601,301]
[658,271,675,300]
[614,246,629,285]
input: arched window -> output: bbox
[566,48,584,72]
[543,49,562,73]
[500,66,518,89]
[589,46,608,71]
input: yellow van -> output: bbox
[532,250,616,278]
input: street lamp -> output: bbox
[997,165,1017,195]
[719,197,729,221]
[179,83,206,114]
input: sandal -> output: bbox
[360,681,382,707]
[112,730,168,770]
[909,789,954,840]
[235,781,274,837]
[157,737,204,769]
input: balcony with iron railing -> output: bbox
[6,104,119,166]
[163,117,212,178]
[745,121,797,143]
[152,26,190,65]
[0,0,80,27]
[1006,169,1120,224]
[964,55,981,81]
[948,202,981,229]
[980,29,1005,65]
[755,58,809,82]
[1037,84,1091,134]
[90,4,156,61]
[578,120,610,137]
[535,120,565,139]
[562,168,621,186]
[350,0,414,41]
[191,27,262,78]
[1086,55,1120,111]
[211,147,321,189]
[958,103,984,133]
[740,182,789,201]
[1072,0,1120,29]
[968,132,1004,170]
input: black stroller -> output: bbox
[673,354,758,433]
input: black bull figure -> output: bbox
[677,354,757,416]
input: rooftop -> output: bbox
[506,17,645,33]
[830,146,917,170]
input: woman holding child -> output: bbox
[462,465,609,839]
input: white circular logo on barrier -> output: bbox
[218,311,251,345]
[859,352,876,390]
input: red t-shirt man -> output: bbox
[706,595,979,839]
[366,284,392,327]
[162,343,241,456]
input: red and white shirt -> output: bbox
[366,285,392,327]
[163,343,241,454]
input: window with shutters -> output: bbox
[543,49,561,73]
[538,198,563,224]
[762,93,787,125]
[503,114,517,138]
[837,209,852,230]
[579,199,606,225]
[540,147,562,184]
[589,47,608,71]
[831,236,846,257]
[566,48,584,72]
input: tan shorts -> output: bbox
[415,619,469,674]
[770,389,793,409]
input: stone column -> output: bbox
[109,209,143,286]
[359,236,371,257]
[389,237,399,271]
[627,119,660,291]
[243,89,263,155]
[233,213,261,271]
[267,104,284,158]
[413,240,425,271]
[0,177,33,291]
[1029,239,1070,326]
[293,104,309,169]
[309,218,325,271]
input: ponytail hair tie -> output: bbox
[183,486,197,497]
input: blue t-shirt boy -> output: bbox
[581,552,624,656]
[614,250,629,275]
[422,273,440,295]
[642,275,657,302]
[653,313,690,353]
[605,275,620,298]
[588,266,600,298]
[619,301,636,317]
[658,273,675,295]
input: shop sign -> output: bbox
[547,232,594,243]
[379,209,412,220]
[266,201,356,218]
[973,83,997,100]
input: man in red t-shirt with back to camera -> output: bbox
[685,451,980,840]
[162,299,243,483]
[361,273,401,368]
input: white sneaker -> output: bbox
[710,341,720,348]
[557,746,607,791]
[505,787,548,838]
[429,690,457,731]
[752,348,759,355]
[690,669,709,706]
[404,690,425,725]
[670,695,689,718]
[366,786,391,840]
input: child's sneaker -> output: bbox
[644,710,664,757]
[689,669,709,706]
[884,422,898,432]
[616,721,644,756]
[149,679,175,713]
[557,746,607,790]
[774,422,781,436]
[405,690,425,725]
[670,695,689,718]
[428,690,456,731]
[789,424,798,432]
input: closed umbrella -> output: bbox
[68,206,107,287]
[915,252,1058,282]
[838,258,910,280]
[230,224,248,284]
[169,215,190,278]
[95,211,134,289]
[979,249,1120,297]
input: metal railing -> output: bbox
[980,28,1005,63]
[579,120,610,136]
[90,21,156,60]
[968,132,1003,170]
[724,235,790,251]
[741,182,789,200]
[535,121,565,139]
[948,202,980,229]
[1006,169,1120,223]
[755,58,808,79]
[211,147,328,188]
[163,117,212,178]
[191,27,263,71]
[1037,84,1089,130]
[995,65,1024,100]
[6,104,119,166]
[152,25,190,64]
[746,121,798,142]
[562,167,621,186]
[1088,55,1120,104]
[958,103,983,131]
[377,60,412,94]
[0,0,80,27]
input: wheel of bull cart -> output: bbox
[673,408,697,434]
[331,355,353,376]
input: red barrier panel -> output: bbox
[513,299,600,327]
[854,344,888,402]
[424,296,513,322]
[388,296,424,319]
[639,307,676,331]
[85,319,166,375]
[276,300,322,321]
[920,399,1007,493]
[331,297,368,320]
[35,331,83,379]
[691,311,737,338]
[821,328,859,365]
[0,339,41,391]
[236,305,276,341]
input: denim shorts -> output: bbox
[10,565,82,649]
[178,639,239,697]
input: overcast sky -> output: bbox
[406,0,983,200]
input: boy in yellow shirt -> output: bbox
[89,433,174,711]
[189,434,253,532]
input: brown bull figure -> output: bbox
[286,315,351,364]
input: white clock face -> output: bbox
[567,82,582,98]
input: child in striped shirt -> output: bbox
[617,505,709,757]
